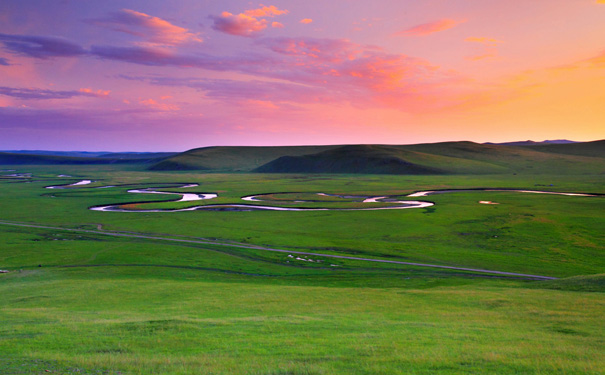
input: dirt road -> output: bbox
[0,220,558,280]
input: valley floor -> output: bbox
[1,166,603,374]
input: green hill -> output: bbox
[254,144,504,174]
[254,145,442,174]
[148,141,605,175]
[149,145,336,171]
[519,139,605,158]
[400,141,605,174]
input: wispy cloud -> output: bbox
[0,33,86,59]
[515,50,605,77]
[210,5,288,37]
[300,19,313,24]
[139,98,180,111]
[0,57,11,66]
[394,19,465,37]
[0,86,109,100]
[465,36,502,61]
[118,37,471,112]
[465,36,503,46]
[465,52,497,61]
[89,9,202,46]
[78,88,111,97]
[121,75,330,105]
[89,44,274,70]
[0,32,490,112]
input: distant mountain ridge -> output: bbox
[485,140,578,146]
[0,151,176,165]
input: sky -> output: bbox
[0,0,604,151]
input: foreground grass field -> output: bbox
[1,165,603,374]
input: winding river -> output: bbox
[42,179,598,213]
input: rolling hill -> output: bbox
[517,139,605,158]
[148,145,336,171]
[149,140,605,175]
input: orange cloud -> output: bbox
[91,9,202,46]
[300,19,313,24]
[596,0,605,3]
[257,37,476,112]
[394,19,465,37]
[272,22,284,28]
[212,5,288,37]
[139,98,180,111]
[465,52,497,61]
[244,5,288,18]
[465,36,503,45]
[79,88,110,97]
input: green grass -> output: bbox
[0,165,603,374]
[1,267,603,374]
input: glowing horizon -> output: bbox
[1,1,604,151]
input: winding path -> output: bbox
[0,220,558,280]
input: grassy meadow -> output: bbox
[1,164,604,374]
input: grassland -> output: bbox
[1,164,604,374]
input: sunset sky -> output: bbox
[1,0,604,151]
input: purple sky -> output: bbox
[1,0,604,151]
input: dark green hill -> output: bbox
[149,146,336,171]
[255,145,442,174]
[255,145,489,174]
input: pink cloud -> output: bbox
[394,19,465,37]
[300,19,313,24]
[211,5,288,37]
[90,9,202,46]
[2,31,488,113]
[79,88,110,97]
[112,36,476,112]
[139,98,180,111]
[244,5,288,18]
[272,22,284,28]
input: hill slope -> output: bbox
[518,140,605,158]
[149,141,605,175]
[254,145,509,174]
[149,146,336,171]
